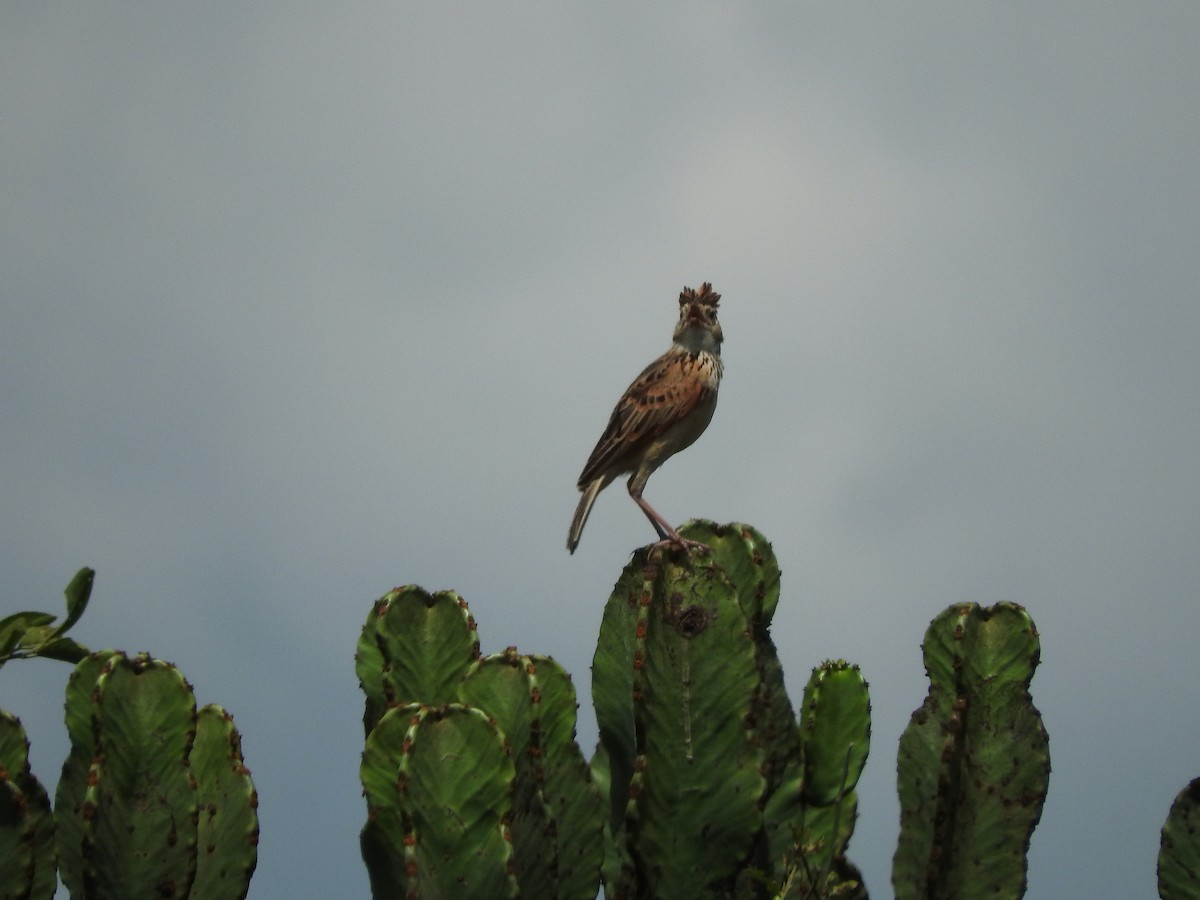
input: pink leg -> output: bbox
[630,491,710,554]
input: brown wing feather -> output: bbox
[577,353,710,487]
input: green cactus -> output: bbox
[357,588,603,899]
[81,653,199,899]
[459,650,556,896]
[590,522,876,899]
[531,656,607,900]
[676,520,782,627]
[55,650,117,898]
[356,585,480,733]
[191,705,259,900]
[0,710,56,900]
[801,661,871,807]
[677,522,799,799]
[594,537,767,898]
[1159,777,1200,899]
[758,661,870,899]
[459,650,604,900]
[50,651,258,900]
[892,602,1050,900]
[360,703,520,898]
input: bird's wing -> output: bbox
[577,352,712,488]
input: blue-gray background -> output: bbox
[4,6,1198,898]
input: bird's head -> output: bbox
[673,282,723,352]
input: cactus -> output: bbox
[892,602,1050,900]
[606,547,764,899]
[761,661,871,899]
[192,705,260,900]
[361,703,520,898]
[592,521,870,899]
[459,650,605,900]
[532,657,607,900]
[0,710,56,900]
[356,585,480,733]
[54,650,118,898]
[1159,777,1200,899]
[80,653,199,898]
[357,588,603,899]
[49,651,259,900]
[676,520,782,627]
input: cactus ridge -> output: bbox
[529,658,606,900]
[591,558,644,844]
[677,522,799,801]
[458,649,605,900]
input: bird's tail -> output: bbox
[567,477,606,554]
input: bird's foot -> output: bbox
[650,535,711,556]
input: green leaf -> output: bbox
[55,567,95,638]
[0,710,32,774]
[34,636,90,664]
[0,612,56,660]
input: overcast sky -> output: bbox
[3,5,1199,898]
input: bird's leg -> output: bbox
[628,483,710,554]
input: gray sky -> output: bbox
[4,5,1199,898]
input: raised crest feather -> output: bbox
[679,282,720,307]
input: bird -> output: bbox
[567,282,723,554]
